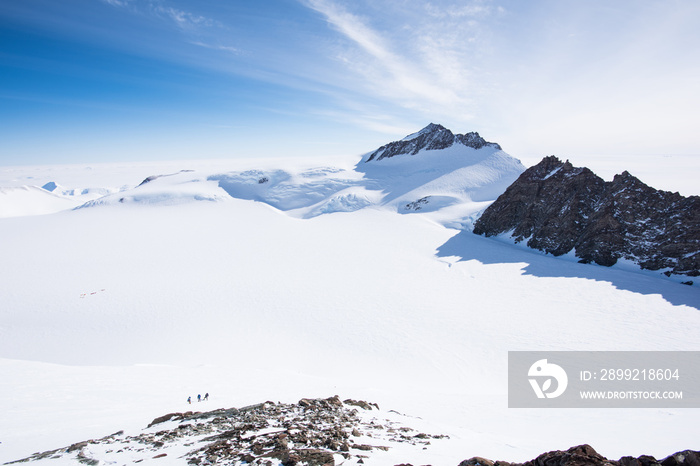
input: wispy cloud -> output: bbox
[313,108,417,136]
[190,41,241,55]
[99,0,132,6]
[424,1,491,19]
[304,1,455,102]
[90,0,700,156]
[152,5,217,30]
[300,0,498,129]
[100,0,217,31]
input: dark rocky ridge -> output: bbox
[136,169,194,187]
[473,156,700,276]
[366,123,502,162]
[459,444,700,466]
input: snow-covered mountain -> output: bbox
[1,127,699,465]
[4,124,524,226]
[356,124,523,223]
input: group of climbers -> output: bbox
[186,392,209,404]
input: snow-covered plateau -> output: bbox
[0,129,699,465]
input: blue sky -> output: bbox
[1,0,699,166]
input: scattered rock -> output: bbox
[295,448,335,466]
[147,413,183,428]
[299,398,313,408]
[344,399,378,410]
[405,197,430,211]
[76,450,98,465]
[523,444,609,466]
[7,396,447,465]
[66,441,88,453]
[619,456,660,466]
[660,450,700,466]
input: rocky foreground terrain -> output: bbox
[473,156,700,277]
[6,397,699,466]
[5,396,447,465]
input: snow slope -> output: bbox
[0,186,79,218]
[0,173,119,218]
[1,142,699,464]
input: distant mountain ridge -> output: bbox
[365,123,502,162]
[0,124,522,220]
[473,156,700,277]
[67,124,524,222]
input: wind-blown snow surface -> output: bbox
[1,153,699,465]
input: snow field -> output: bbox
[0,152,699,464]
[1,198,699,463]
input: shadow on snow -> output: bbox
[437,230,700,310]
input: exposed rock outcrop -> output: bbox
[459,444,700,466]
[365,123,502,162]
[136,169,194,187]
[473,156,700,276]
[6,396,446,465]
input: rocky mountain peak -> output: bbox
[473,156,700,277]
[410,122,448,137]
[365,124,502,162]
